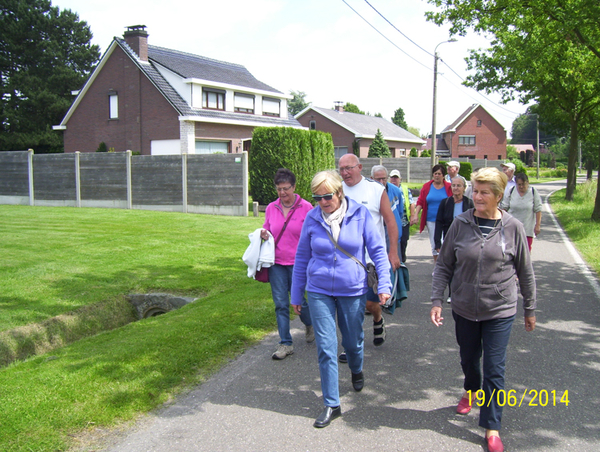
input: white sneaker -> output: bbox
[305,325,315,343]
[272,344,293,360]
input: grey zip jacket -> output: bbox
[431,209,536,321]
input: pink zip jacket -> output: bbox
[263,195,313,266]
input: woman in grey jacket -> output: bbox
[430,167,536,452]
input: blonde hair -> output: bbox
[471,167,508,198]
[311,170,344,197]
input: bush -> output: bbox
[409,148,418,157]
[249,127,335,205]
[96,142,107,152]
[458,162,473,181]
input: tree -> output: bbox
[374,112,383,118]
[368,129,391,158]
[510,113,552,146]
[0,0,100,152]
[421,149,431,158]
[427,0,600,201]
[288,90,310,116]
[391,107,408,129]
[408,126,421,137]
[343,103,365,115]
[409,148,419,157]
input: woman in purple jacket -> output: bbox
[292,170,392,428]
[261,169,314,361]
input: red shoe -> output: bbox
[486,434,504,452]
[456,396,472,414]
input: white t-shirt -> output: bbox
[343,176,385,241]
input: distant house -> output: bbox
[54,25,301,155]
[437,104,507,160]
[295,105,425,158]
[512,144,535,153]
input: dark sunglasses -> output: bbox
[312,193,335,202]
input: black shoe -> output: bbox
[352,371,364,392]
[338,352,348,364]
[313,406,341,428]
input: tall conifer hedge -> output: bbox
[249,127,335,205]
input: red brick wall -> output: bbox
[63,46,180,154]
[446,106,507,160]
[194,122,255,153]
[297,111,356,152]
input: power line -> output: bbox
[340,0,431,71]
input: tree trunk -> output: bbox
[566,117,579,201]
[592,143,600,222]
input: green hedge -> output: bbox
[440,160,473,181]
[249,127,335,205]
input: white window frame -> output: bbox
[459,135,476,145]
[234,93,255,114]
[202,89,225,110]
[262,97,280,117]
[109,93,118,119]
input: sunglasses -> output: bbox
[312,193,335,202]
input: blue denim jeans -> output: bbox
[269,264,310,345]
[453,311,515,431]
[308,291,367,408]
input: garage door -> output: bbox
[195,141,229,154]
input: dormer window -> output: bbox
[477,120,482,127]
[234,93,254,114]
[262,97,280,117]
[202,88,225,110]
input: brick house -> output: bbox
[437,104,507,160]
[54,25,302,155]
[295,105,424,158]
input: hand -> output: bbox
[430,306,443,327]
[293,305,302,315]
[410,217,418,226]
[534,224,541,235]
[260,229,269,240]
[388,251,401,270]
[378,293,391,306]
[525,315,536,332]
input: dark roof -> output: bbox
[115,39,300,127]
[441,104,478,133]
[147,45,282,93]
[305,107,424,144]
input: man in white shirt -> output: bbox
[501,162,517,200]
[445,161,460,183]
[338,154,400,348]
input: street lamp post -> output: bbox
[431,39,457,168]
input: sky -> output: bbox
[51,0,530,138]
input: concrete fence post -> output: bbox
[253,202,259,217]
[75,152,81,208]
[242,151,249,217]
[182,153,188,213]
[27,149,34,206]
[126,150,132,209]
[406,156,411,183]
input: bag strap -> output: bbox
[273,197,299,247]
[324,229,367,271]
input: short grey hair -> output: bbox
[371,165,388,177]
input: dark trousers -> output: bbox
[453,311,515,430]
[400,223,410,262]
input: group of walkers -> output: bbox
[248,156,541,452]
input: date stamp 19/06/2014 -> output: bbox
[467,389,570,407]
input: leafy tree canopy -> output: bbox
[368,129,391,158]
[288,90,310,116]
[407,126,421,138]
[343,103,365,115]
[0,0,100,152]
[391,107,408,129]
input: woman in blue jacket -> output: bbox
[291,170,392,428]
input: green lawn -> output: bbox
[549,179,600,275]
[0,205,275,452]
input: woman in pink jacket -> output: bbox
[261,169,314,360]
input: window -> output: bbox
[234,93,254,113]
[334,147,348,158]
[195,141,229,154]
[484,155,488,159]
[202,89,225,110]
[109,92,118,119]
[477,120,482,127]
[262,97,280,117]
[309,120,316,130]
[498,155,502,160]
[459,135,476,145]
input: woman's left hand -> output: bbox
[534,224,541,235]
[378,293,391,306]
[525,315,536,332]
[293,305,302,315]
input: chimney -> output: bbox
[124,25,148,61]
[334,101,344,113]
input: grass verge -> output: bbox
[0,205,274,451]
[549,179,600,275]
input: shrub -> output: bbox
[458,162,473,181]
[249,127,335,205]
[96,142,107,153]
[368,129,391,158]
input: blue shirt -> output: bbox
[426,185,449,222]
[386,182,403,241]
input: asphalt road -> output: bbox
[97,179,600,452]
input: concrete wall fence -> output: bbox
[0,150,249,216]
